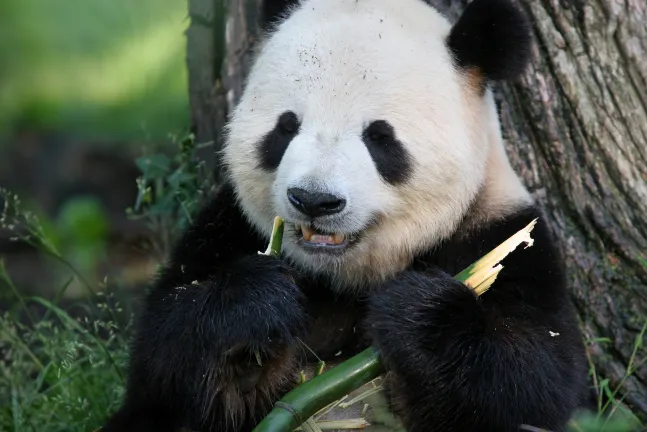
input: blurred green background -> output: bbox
[0,3,216,428]
[0,0,190,142]
[0,0,196,301]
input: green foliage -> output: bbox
[0,189,110,290]
[568,410,642,432]
[0,130,218,430]
[0,284,129,432]
[57,197,109,246]
[574,322,647,432]
[0,0,190,141]
[127,132,215,258]
[1,189,62,259]
[55,196,110,276]
[0,191,128,431]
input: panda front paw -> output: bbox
[121,254,307,432]
[366,268,482,374]
[207,253,307,387]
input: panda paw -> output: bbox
[205,254,307,385]
[366,268,482,372]
[120,254,308,431]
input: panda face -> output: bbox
[268,112,407,252]
[223,0,530,288]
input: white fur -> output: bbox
[222,0,531,289]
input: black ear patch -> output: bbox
[258,111,300,171]
[362,120,413,185]
[262,0,301,30]
[447,0,532,83]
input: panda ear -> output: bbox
[447,0,532,85]
[262,0,301,31]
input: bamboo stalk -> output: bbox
[255,348,383,431]
[260,216,286,258]
[253,217,538,432]
[455,218,537,295]
[294,419,371,430]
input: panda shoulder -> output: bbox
[162,182,267,281]
[417,204,566,292]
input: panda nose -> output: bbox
[287,188,347,218]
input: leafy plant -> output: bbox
[0,130,217,432]
[127,132,214,259]
[0,279,129,432]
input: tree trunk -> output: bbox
[501,0,647,418]
[186,0,263,182]
[187,0,647,421]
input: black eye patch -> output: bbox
[362,120,412,185]
[258,111,300,171]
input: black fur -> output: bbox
[258,111,300,172]
[367,207,589,431]
[103,185,308,432]
[261,0,301,30]
[447,0,533,83]
[104,183,589,432]
[362,120,413,185]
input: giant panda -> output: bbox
[104,0,590,431]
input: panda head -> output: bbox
[223,0,533,288]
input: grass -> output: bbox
[0,188,130,432]
[0,280,129,432]
[580,324,647,431]
[0,139,645,431]
[0,133,212,431]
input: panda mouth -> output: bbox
[294,224,352,249]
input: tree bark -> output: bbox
[506,0,647,418]
[187,0,647,421]
[186,0,263,182]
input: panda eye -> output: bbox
[258,111,300,172]
[277,111,300,134]
[361,119,412,186]
[369,131,388,142]
[364,120,394,144]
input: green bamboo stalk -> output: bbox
[253,217,538,432]
[255,348,383,431]
[260,216,286,258]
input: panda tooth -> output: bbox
[333,233,345,244]
[301,225,313,241]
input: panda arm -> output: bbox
[104,184,307,432]
[367,208,588,432]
